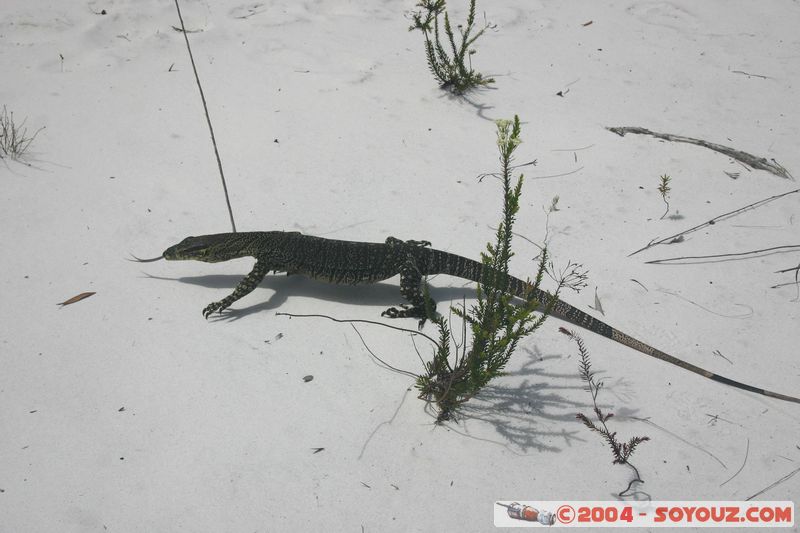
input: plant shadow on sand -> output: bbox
[446,351,642,454]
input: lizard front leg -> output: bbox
[381,257,437,327]
[203,259,270,318]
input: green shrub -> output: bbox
[417,116,569,421]
[408,0,494,94]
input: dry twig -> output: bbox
[745,465,800,501]
[607,126,793,180]
[173,0,236,232]
[629,188,800,257]
[275,312,431,376]
[646,245,800,265]
[630,416,727,469]
[720,438,749,487]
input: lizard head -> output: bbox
[163,233,249,263]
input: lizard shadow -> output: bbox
[172,273,484,321]
[162,272,646,457]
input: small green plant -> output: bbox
[416,116,580,422]
[0,105,44,161]
[560,327,649,497]
[541,195,560,245]
[657,173,671,219]
[408,0,495,94]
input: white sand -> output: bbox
[1,1,798,531]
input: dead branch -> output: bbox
[629,188,800,256]
[607,126,793,180]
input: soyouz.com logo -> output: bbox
[494,501,794,527]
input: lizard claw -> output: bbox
[381,304,434,330]
[202,301,227,318]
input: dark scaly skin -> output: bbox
[163,231,800,404]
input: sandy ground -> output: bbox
[1,0,799,531]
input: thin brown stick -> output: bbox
[775,264,800,274]
[630,416,727,469]
[409,334,432,371]
[646,245,800,265]
[348,324,419,379]
[173,0,237,232]
[629,188,800,257]
[275,312,441,348]
[731,70,770,79]
[530,166,584,180]
[745,465,800,501]
[607,126,794,180]
[771,281,800,289]
[719,438,749,487]
[772,262,800,300]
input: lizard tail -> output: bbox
[427,249,800,404]
[541,285,800,404]
[537,281,800,404]
[607,328,800,404]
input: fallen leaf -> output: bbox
[57,292,96,307]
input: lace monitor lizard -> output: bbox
[158,231,799,405]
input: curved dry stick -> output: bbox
[607,126,794,180]
[720,438,749,487]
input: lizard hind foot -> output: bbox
[381,305,437,329]
[380,304,410,319]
